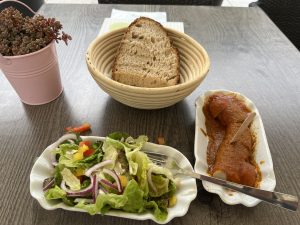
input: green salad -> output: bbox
[43,133,177,221]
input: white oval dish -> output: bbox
[30,134,197,224]
[194,90,276,207]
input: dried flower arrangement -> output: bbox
[0,7,72,56]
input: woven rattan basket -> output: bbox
[86,28,210,109]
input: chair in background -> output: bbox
[249,0,300,50]
[98,0,223,6]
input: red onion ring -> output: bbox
[43,177,55,192]
[84,160,113,177]
[99,184,108,194]
[103,168,122,193]
[99,179,119,192]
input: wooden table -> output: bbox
[1,4,300,225]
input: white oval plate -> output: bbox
[194,90,276,207]
[30,134,197,224]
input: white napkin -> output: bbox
[111,9,167,23]
[98,9,184,36]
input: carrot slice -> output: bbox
[65,123,91,133]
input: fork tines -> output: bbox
[142,150,168,166]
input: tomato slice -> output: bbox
[83,149,95,157]
[79,141,91,147]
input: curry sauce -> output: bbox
[203,93,261,187]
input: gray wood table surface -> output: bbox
[0,4,300,225]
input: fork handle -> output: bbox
[184,171,298,211]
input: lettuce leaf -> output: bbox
[103,136,148,176]
[45,185,75,206]
[150,164,174,181]
[45,185,66,200]
[123,136,148,175]
[54,164,63,185]
[75,201,98,215]
[144,200,168,221]
[58,154,100,169]
[62,196,75,206]
[102,140,120,169]
[133,151,150,197]
[97,193,128,214]
[168,180,177,197]
[61,168,81,191]
[121,179,144,213]
[108,132,129,141]
[96,179,144,213]
[149,174,170,197]
[56,143,78,155]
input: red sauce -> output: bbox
[203,93,261,187]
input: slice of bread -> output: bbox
[112,17,180,88]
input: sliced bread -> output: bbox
[112,17,180,88]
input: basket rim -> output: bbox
[86,27,210,94]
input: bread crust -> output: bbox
[112,17,180,87]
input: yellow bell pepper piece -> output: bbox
[119,175,128,188]
[73,152,84,161]
[78,144,89,153]
[74,168,85,177]
[168,196,177,207]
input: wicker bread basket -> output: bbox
[86,27,210,109]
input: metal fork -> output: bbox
[143,150,298,211]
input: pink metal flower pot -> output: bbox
[0,41,63,105]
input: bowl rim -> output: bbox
[86,27,210,94]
